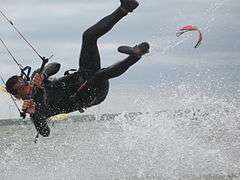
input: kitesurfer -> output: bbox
[5,0,150,137]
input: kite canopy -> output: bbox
[176,25,203,48]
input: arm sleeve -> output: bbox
[31,113,50,137]
[31,62,61,79]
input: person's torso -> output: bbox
[33,72,109,117]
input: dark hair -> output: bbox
[6,75,21,95]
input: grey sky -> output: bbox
[0,0,239,119]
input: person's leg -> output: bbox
[93,56,141,83]
[70,55,140,102]
[79,0,139,78]
[72,42,150,98]
[90,42,150,84]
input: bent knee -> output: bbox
[82,29,97,42]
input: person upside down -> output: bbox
[5,0,150,137]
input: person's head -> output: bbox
[6,75,30,99]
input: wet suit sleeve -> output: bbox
[31,113,50,137]
[31,62,61,79]
[30,88,51,137]
[29,63,60,137]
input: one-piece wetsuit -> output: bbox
[31,6,142,137]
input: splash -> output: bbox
[1,86,240,179]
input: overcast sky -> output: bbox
[0,0,239,119]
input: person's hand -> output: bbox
[22,99,36,114]
[32,73,45,88]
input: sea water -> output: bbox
[1,71,240,180]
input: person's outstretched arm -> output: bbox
[31,113,50,137]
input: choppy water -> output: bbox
[1,62,240,180]
[1,98,240,180]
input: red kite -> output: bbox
[176,25,203,48]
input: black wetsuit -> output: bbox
[31,7,142,137]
